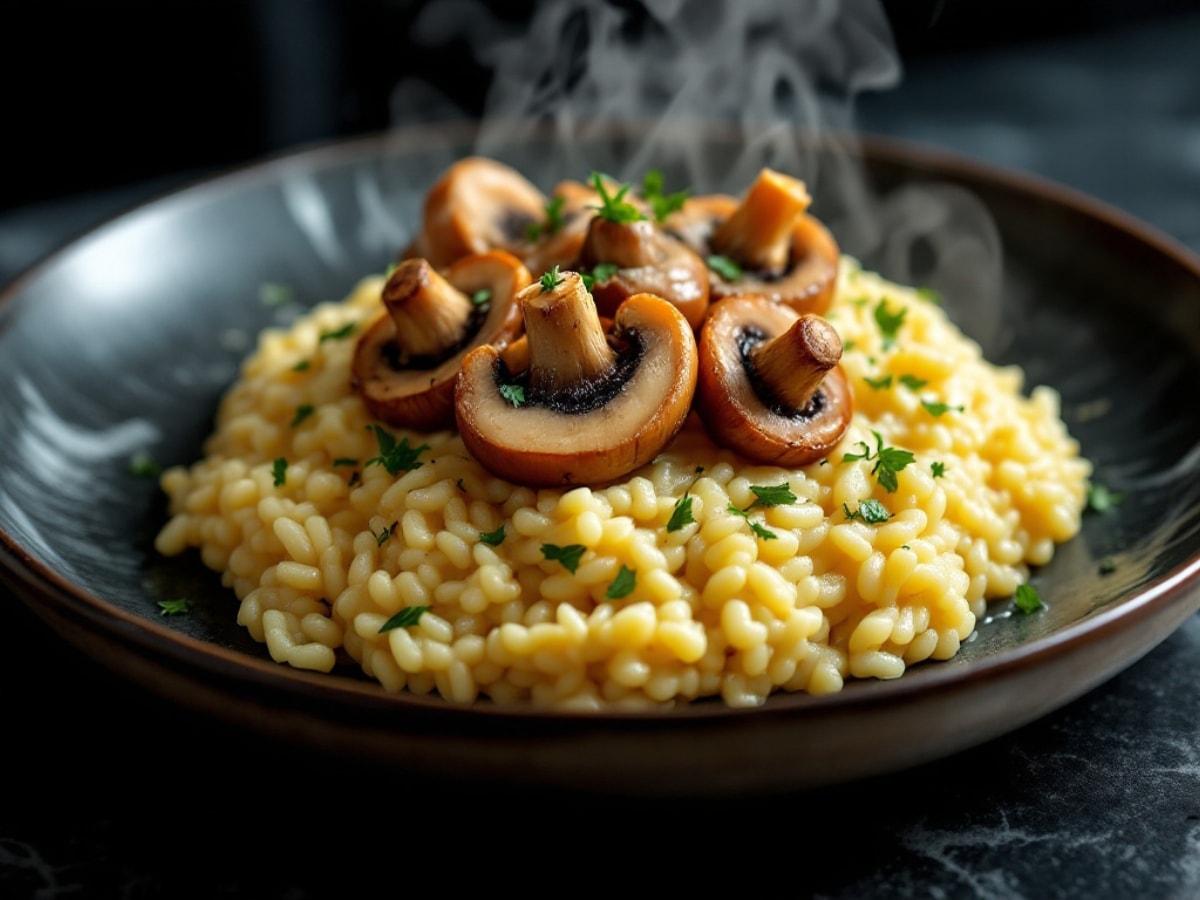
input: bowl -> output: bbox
[2,120,1199,796]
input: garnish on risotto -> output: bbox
[153,159,1092,710]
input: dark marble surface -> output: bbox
[4,8,1200,898]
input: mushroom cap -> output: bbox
[519,178,601,276]
[579,218,711,331]
[455,292,698,487]
[351,250,531,430]
[409,157,548,269]
[667,194,840,316]
[696,296,853,467]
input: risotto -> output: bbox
[154,165,1092,711]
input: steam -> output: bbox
[389,0,1005,347]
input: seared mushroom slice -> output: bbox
[351,250,531,430]
[667,168,840,316]
[403,157,548,269]
[696,296,852,466]
[455,270,698,487]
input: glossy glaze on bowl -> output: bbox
[2,121,1199,795]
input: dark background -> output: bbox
[4,0,1195,214]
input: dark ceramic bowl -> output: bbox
[2,121,1199,796]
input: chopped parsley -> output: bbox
[128,451,161,478]
[478,525,506,546]
[1099,557,1118,575]
[318,322,356,343]
[591,262,619,283]
[471,288,492,307]
[291,359,311,372]
[290,404,315,428]
[332,457,359,467]
[1013,583,1043,614]
[726,505,778,541]
[590,172,645,224]
[372,520,398,546]
[272,457,288,487]
[843,499,893,524]
[921,399,964,417]
[916,286,943,305]
[364,425,429,476]
[666,495,695,533]
[379,606,429,633]
[898,374,927,390]
[499,383,525,408]
[258,282,294,307]
[641,169,688,222]
[1087,482,1125,513]
[157,598,191,616]
[749,484,797,507]
[526,195,566,241]
[842,430,915,493]
[541,543,586,574]
[539,265,563,291]
[931,461,946,478]
[605,565,637,600]
[707,254,743,281]
[863,374,893,390]
[873,299,907,349]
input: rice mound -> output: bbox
[155,256,1092,710]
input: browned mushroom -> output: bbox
[576,213,711,332]
[518,177,602,276]
[666,168,840,316]
[351,250,531,430]
[695,295,853,466]
[455,270,698,486]
[402,156,548,269]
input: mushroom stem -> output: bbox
[748,313,842,411]
[583,219,661,269]
[711,168,811,273]
[382,258,475,358]
[522,271,616,395]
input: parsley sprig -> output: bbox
[379,606,429,633]
[726,482,798,541]
[590,172,646,224]
[666,467,704,533]
[873,300,907,349]
[1013,583,1043,614]
[640,169,688,223]
[364,425,429,476]
[843,499,893,524]
[542,543,587,574]
[526,195,566,241]
[605,565,637,600]
[842,430,915,493]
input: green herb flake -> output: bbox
[541,543,587,574]
[128,451,162,478]
[540,265,563,291]
[479,525,506,546]
[364,425,429,476]
[707,254,743,281]
[272,457,288,487]
[1014,583,1043,614]
[291,404,315,428]
[318,322,356,343]
[332,457,359,467]
[921,399,965,417]
[917,286,943,305]
[526,195,566,241]
[379,605,429,633]
[605,565,637,600]
[471,288,492,307]
[291,359,311,372]
[873,299,907,348]
[1099,557,1118,575]
[898,374,927,390]
[1087,482,1125,513]
[641,169,688,222]
[157,598,192,616]
[864,374,894,390]
[931,461,946,478]
[591,262,619,284]
[259,282,293,307]
[842,339,857,352]
[666,494,695,533]
[843,498,893,524]
[372,520,398,546]
[590,172,646,224]
[726,504,778,540]
[499,384,525,408]
[842,430,915,493]
[749,484,797,508]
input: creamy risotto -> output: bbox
[155,247,1091,710]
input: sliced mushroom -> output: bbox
[351,250,530,430]
[577,215,711,331]
[403,157,549,269]
[666,167,840,316]
[695,295,852,466]
[455,270,698,486]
